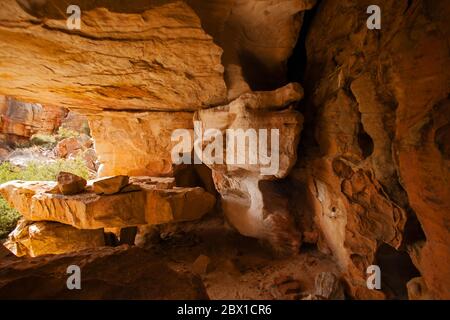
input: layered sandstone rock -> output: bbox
[0,179,215,229]
[0,0,226,112]
[0,96,67,144]
[0,0,447,301]
[56,171,87,195]
[195,83,303,254]
[4,219,105,257]
[293,0,450,299]
[92,175,129,195]
[0,246,208,299]
[0,180,146,229]
[89,111,194,177]
[60,111,89,134]
[187,0,316,97]
[143,186,216,225]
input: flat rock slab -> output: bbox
[91,175,129,195]
[0,246,208,300]
[0,179,215,229]
[144,186,216,225]
[0,180,146,229]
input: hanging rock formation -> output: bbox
[195,83,303,254]
[187,0,316,97]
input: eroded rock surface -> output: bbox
[56,171,87,195]
[92,175,129,195]
[4,219,104,257]
[187,0,316,97]
[0,96,67,144]
[292,0,450,299]
[0,246,208,299]
[89,111,194,177]
[144,186,216,225]
[195,84,303,254]
[0,179,215,230]
[0,0,226,112]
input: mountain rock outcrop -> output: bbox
[0,96,67,144]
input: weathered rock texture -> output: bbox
[89,111,194,177]
[60,111,90,134]
[195,83,303,254]
[292,0,450,299]
[1,180,146,229]
[4,219,105,257]
[0,0,448,301]
[187,0,316,97]
[92,175,129,195]
[144,186,216,225]
[0,96,67,144]
[57,171,87,195]
[0,245,208,299]
[0,0,226,112]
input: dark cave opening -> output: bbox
[357,124,374,159]
[287,0,321,85]
[375,244,421,299]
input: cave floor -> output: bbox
[147,216,341,300]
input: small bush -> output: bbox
[17,157,89,181]
[0,198,20,239]
[30,133,56,147]
[0,157,89,238]
[56,127,80,140]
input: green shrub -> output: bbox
[30,133,56,147]
[0,198,20,239]
[17,157,89,181]
[56,127,80,140]
[0,157,89,238]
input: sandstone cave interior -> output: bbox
[0,0,448,301]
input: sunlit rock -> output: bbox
[4,219,104,257]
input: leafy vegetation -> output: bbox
[29,133,57,147]
[56,127,81,140]
[0,157,89,238]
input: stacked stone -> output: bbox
[0,172,215,257]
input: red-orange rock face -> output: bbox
[0,96,67,144]
[0,0,448,300]
[292,0,450,299]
